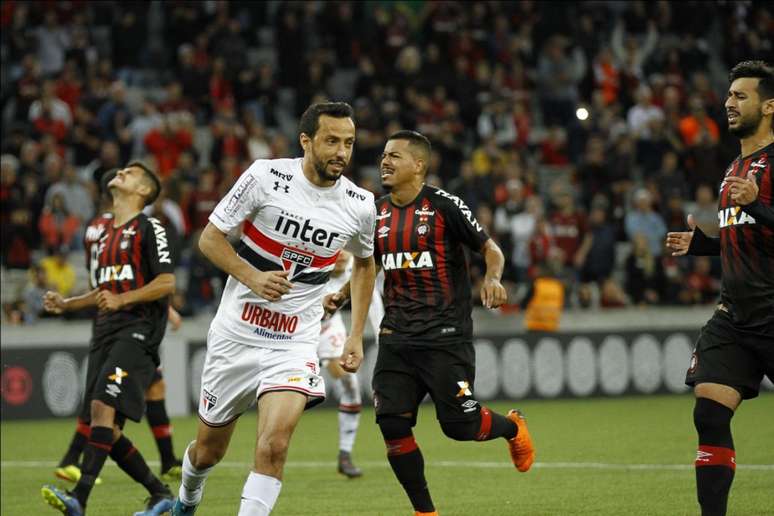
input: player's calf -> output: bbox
[693,397,736,516]
[438,406,517,442]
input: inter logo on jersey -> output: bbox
[98,264,135,283]
[718,206,757,228]
[381,251,434,270]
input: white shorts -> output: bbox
[318,313,347,360]
[198,330,326,427]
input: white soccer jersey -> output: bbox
[209,158,376,350]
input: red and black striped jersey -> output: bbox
[374,185,489,343]
[717,142,774,332]
[83,212,114,289]
[92,213,175,344]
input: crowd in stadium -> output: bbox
[1,1,772,324]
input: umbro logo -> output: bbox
[273,182,290,193]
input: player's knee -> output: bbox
[89,399,115,426]
[377,415,413,440]
[191,441,226,469]
[256,432,291,465]
[439,420,478,441]
[145,378,165,400]
[693,397,733,435]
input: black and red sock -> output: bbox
[694,397,735,516]
[379,416,434,513]
[145,399,176,469]
[72,425,113,507]
[58,418,90,467]
[110,434,167,495]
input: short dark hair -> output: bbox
[387,130,432,164]
[729,60,774,100]
[126,161,161,206]
[298,102,354,138]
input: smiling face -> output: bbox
[725,77,770,138]
[379,138,424,192]
[300,115,355,185]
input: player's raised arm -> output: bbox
[666,214,720,257]
[199,222,292,302]
[43,288,99,314]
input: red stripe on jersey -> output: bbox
[434,211,452,302]
[419,232,435,307]
[387,206,404,302]
[401,203,419,303]
[109,226,122,293]
[760,158,774,244]
[242,220,339,268]
[728,159,751,274]
[132,221,145,288]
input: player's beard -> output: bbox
[312,152,347,183]
[728,109,762,139]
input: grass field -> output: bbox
[2,394,773,515]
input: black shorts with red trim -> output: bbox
[372,333,481,426]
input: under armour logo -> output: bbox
[273,181,290,193]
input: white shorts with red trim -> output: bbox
[318,312,347,360]
[198,330,326,427]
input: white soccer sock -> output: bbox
[179,441,214,506]
[238,471,282,516]
[337,373,361,453]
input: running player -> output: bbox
[318,251,384,478]
[173,102,376,515]
[326,131,534,516]
[41,163,176,516]
[54,170,183,487]
[666,60,773,516]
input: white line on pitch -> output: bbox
[2,460,773,471]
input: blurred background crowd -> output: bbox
[1,0,772,324]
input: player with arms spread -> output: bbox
[666,60,774,516]
[327,131,534,516]
[41,163,177,516]
[172,102,376,515]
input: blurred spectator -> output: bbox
[44,163,93,224]
[497,195,543,283]
[97,81,133,159]
[21,264,50,323]
[575,201,617,284]
[625,233,665,305]
[38,193,81,252]
[34,11,70,76]
[537,36,586,126]
[680,256,720,305]
[39,247,76,296]
[679,95,719,147]
[692,184,719,231]
[625,188,667,257]
[29,79,72,129]
[627,85,664,140]
[548,188,586,270]
[144,114,194,177]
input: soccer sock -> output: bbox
[179,442,214,506]
[237,471,282,516]
[146,399,176,468]
[72,426,113,507]
[379,416,434,513]
[110,434,168,495]
[59,418,90,467]
[476,407,518,441]
[337,373,361,453]
[694,398,735,516]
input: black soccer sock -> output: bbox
[694,397,735,516]
[72,426,113,507]
[440,407,518,441]
[58,418,90,467]
[378,416,434,513]
[145,399,176,467]
[110,434,168,495]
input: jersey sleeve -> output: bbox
[209,161,266,234]
[145,217,176,277]
[437,191,490,251]
[741,167,774,228]
[345,199,376,258]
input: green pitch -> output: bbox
[2,395,772,515]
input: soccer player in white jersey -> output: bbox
[172,102,377,516]
[319,251,384,478]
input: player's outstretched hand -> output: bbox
[322,291,347,315]
[339,336,363,373]
[727,172,759,206]
[480,277,507,309]
[168,306,182,331]
[43,291,66,314]
[251,270,293,302]
[666,214,696,256]
[96,290,124,311]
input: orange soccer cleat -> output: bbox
[506,409,535,472]
[415,512,439,516]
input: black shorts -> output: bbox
[372,334,481,426]
[79,331,160,423]
[685,309,774,399]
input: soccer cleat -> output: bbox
[160,458,183,482]
[41,485,83,516]
[133,490,175,516]
[506,409,535,472]
[171,498,198,515]
[54,465,102,485]
[337,450,363,478]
